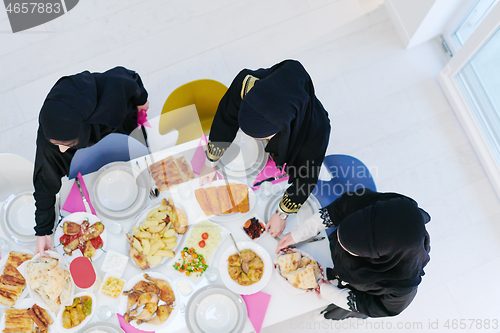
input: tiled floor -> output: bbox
[1,1,499,332]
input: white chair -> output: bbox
[0,154,34,203]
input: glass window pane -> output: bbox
[455,27,500,161]
[454,0,499,47]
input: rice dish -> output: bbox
[186,221,221,262]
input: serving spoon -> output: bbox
[229,233,249,274]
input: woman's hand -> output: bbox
[198,164,216,186]
[35,235,54,257]
[265,212,287,238]
[275,232,296,254]
[137,100,150,112]
[315,279,331,299]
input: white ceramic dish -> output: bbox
[53,212,107,262]
[128,200,187,270]
[219,241,273,295]
[0,192,59,245]
[185,284,247,333]
[193,180,256,222]
[218,130,268,180]
[264,193,320,239]
[56,292,97,333]
[117,272,179,331]
[240,213,267,242]
[91,162,150,220]
[81,322,125,333]
[0,250,33,309]
[0,298,56,332]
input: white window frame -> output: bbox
[438,2,500,197]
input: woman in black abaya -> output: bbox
[277,189,431,319]
[34,66,149,256]
[199,60,331,237]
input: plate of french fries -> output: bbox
[126,198,189,270]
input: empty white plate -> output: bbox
[96,170,138,211]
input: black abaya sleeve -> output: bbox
[33,128,75,236]
[350,287,417,317]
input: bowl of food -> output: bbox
[274,249,323,294]
[241,215,266,242]
[219,242,272,295]
[56,292,96,332]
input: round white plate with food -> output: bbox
[53,212,107,262]
[0,250,34,309]
[193,180,256,222]
[91,161,150,220]
[56,292,96,333]
[127,198,188,270]
[219,241,272,295]
[118,272,179,331]
[274,249,324,294]
[0,298,56,332]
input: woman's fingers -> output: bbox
[276,233,295,254]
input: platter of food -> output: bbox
[0,250,33,308]
[172,220,229,281]
[54,212,107,262]
[0,298,55,332]
[56,292,96,332]
[185,284,247,333]
[274,249,324,294]
[0,191,59,245]
[17,251,74,313]
[126,198,188,270]
[118,272,179,331]
[148,154,195,191]
[218,130,268,180]
[219,241,272,295]
[91,161,150,220]
[264,193,320,239]
[194,180,255,222]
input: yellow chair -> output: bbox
[159,79,228,145]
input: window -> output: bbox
[453,0,499,47]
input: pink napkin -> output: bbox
[117,314,153,333]
[137,109,152,128]
[252,158,288,190]
[242,292,272,333]
[191,134,221,179]
[61,172,96,215]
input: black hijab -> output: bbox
[331,196,431,290]
[238,60,329,170]
[39,66,146,149]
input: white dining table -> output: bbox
[10,137,334,333]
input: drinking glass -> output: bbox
[205,266,220,283]
[107,221,123,235]
[96,305,114,321]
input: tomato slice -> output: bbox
[199,240,206,248]
[201,232,209,240]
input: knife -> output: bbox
[253,173,288,187]
[288,236,325,248]
[75,177,92,214]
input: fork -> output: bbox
[136,160,159,199]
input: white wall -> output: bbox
[385,0,464,48]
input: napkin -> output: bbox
[252,158,288,190]
[137,109,152,129]
[117,314,154,333]
[61,172,96,215]
[242,292,272,333]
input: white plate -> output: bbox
[219,241,272,295]
[264,193,320,239]
[219,130,268,179]
[53,212,107,262]
[0,250,34,309]
[129,200,187,270]
[117,272,179,331]
[91,162,150,220]
[81,322,124,333]
[193,180,256,222]
[17,251,74,313]
[0,192,58,245]
[56,292,97,333]
[274,249,324,294]
[170,221,230,283]
[185,285,247,333]
[0,298,56,332]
